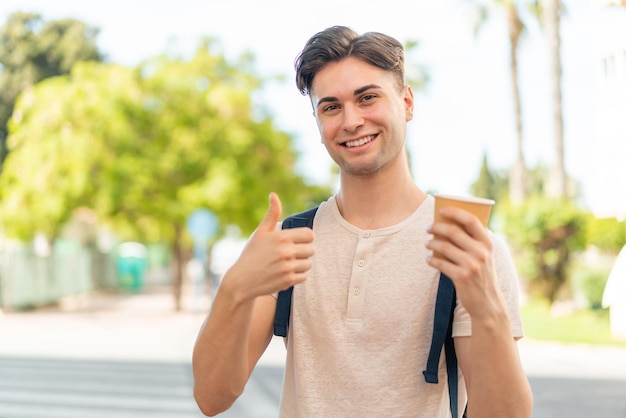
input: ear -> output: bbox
[404,85,415,121]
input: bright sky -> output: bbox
[1,0,625,216]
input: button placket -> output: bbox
[346,233,372,321]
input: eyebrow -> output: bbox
[315,84,382,109]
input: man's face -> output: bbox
[309,57,414,178]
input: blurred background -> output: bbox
[0,0,625,417]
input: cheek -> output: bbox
[315,116,323,133]
[316,117,338,142]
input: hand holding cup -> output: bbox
[431,194,495,261]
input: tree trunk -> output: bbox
[172,223,184,311]
[543,0,567,198]
[507,5,528,204]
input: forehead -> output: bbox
[310,57,396,99]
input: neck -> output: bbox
[335,162,426,229]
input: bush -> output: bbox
[586,216,626,255]
[501,196,587,304]
[573,268,610,310]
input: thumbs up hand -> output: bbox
[222,193,315,300]
[257,191,284,234]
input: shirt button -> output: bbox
[354,288,360,295]
[358,260,365,267]
[363,231,371,238]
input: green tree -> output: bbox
[586,216,626,255]
[403,39,430,92]
[470,152,508,202]
[0,12,103,169]
[470,156,552,208]
[1,42,329,309]
[502,196,587,304]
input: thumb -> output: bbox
[258,192,282,233]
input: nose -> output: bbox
[341,104,364,132]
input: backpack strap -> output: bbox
[423,272,464,418]
[273,207,319,337]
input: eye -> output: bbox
[322,103,340,113]
[360,93,377,104]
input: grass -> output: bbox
[521,299,626,346]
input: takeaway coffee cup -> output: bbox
[432,194,495,259]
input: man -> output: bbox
[192,25,533,417]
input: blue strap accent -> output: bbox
[423,273,460,418]
[445,326,460,418]
[273,207,318,337]
[274,287,293,337]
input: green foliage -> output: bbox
[572,267,610,310]
[501,196,587,303]
[0,12,103,164]
[471,160,552,206]
[403,40,430,92]
[0,41,330,244]
[1,63,139,240]
[470,152,508,202]
[586,216,626,255]
[525,163,551,196]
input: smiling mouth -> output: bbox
[343,134,376,148]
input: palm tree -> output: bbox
[471,0,538,204]
[541,0,567,199]
[506,4,529,205]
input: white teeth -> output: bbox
[345,135,375,148]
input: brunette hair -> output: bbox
[295,26,405,96]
